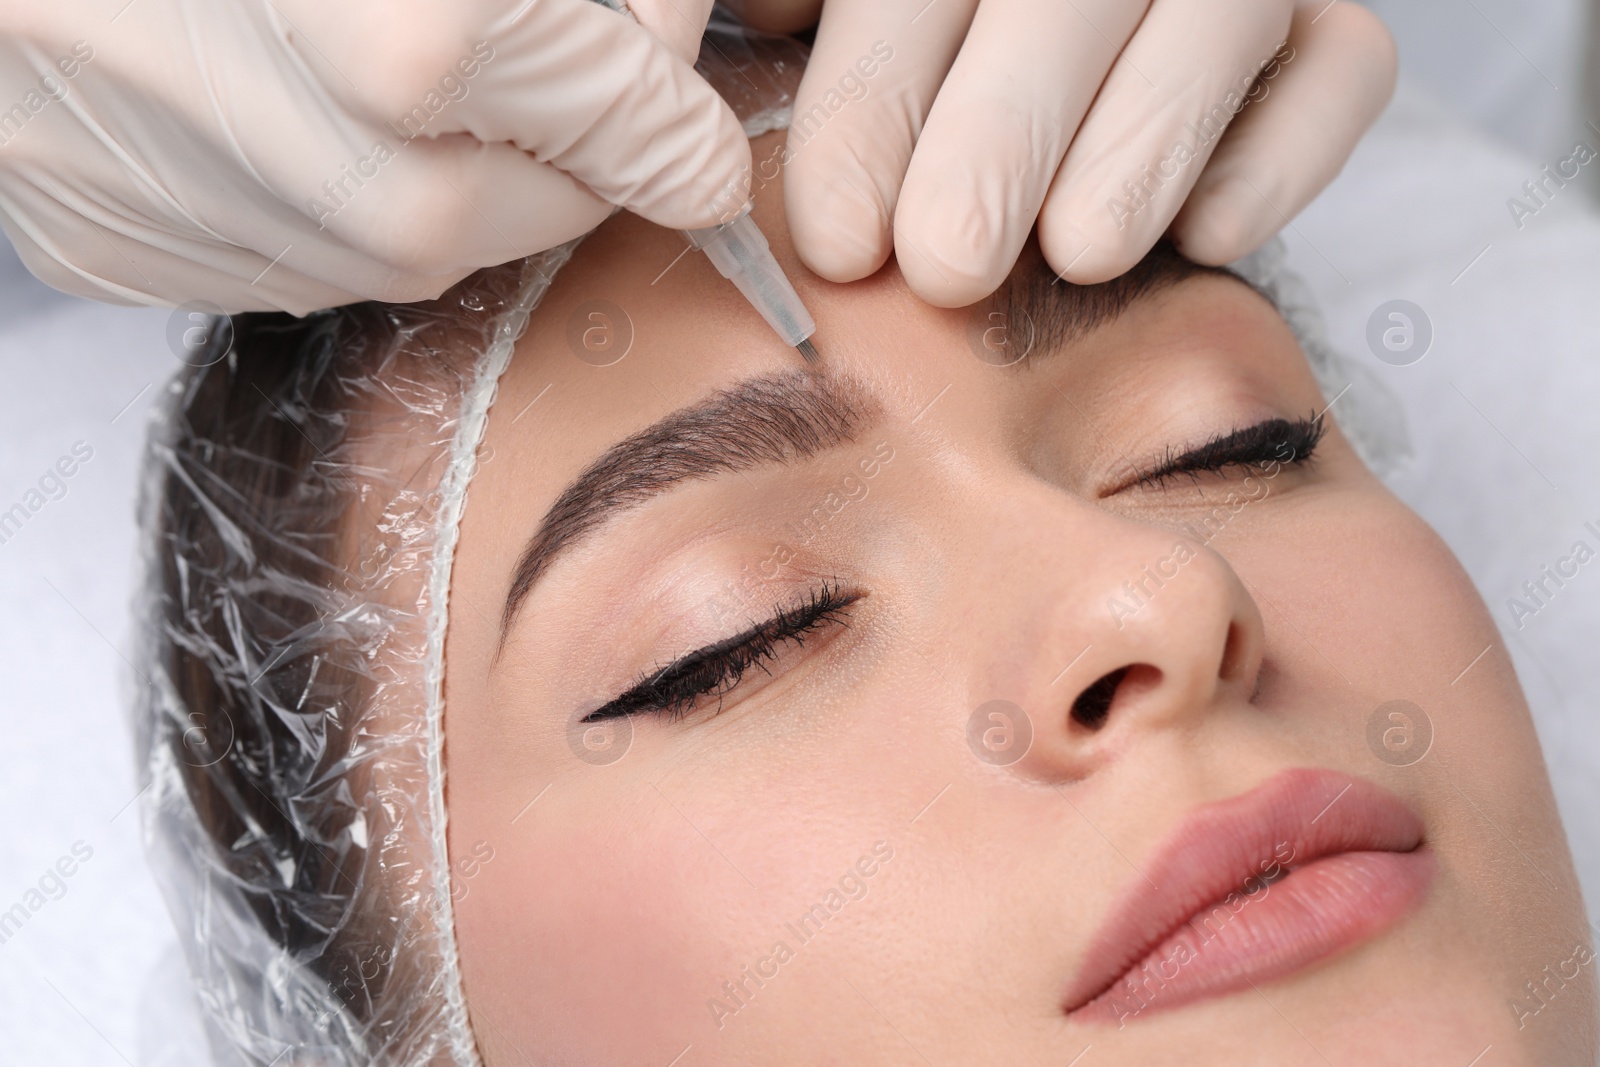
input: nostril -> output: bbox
[1071,667,1130,730]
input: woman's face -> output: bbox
[443,132,1596,1064]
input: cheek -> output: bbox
[1248,485,1505,701]
[1255,499,1574,850]
[454,792,730,1062]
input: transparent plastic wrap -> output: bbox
[130,10,805,1067]
[133,252,563,1067]
[127,9,1401,1067]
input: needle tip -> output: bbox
[795,337,819,364]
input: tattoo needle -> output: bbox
[683,203,820,365]
[586,0,819,364]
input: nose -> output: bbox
[968,489,1266,781]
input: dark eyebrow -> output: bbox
[498,370,876,645]
[981,239,1252,361]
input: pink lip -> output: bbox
[1062,768,1434,1026]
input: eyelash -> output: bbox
[1126,414,1326,491]
[582,582,861,724]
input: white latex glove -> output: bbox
[0,0,747,314]
[736,0,1397,307]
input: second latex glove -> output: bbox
[738,0,1396,307]
[0,0,747,314]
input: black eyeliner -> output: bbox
[581,583,860,724]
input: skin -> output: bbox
[442,130,1598,1065]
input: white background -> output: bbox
[1,0,1597,1062]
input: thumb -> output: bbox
[455,0,751,230]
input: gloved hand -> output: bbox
[735,0,1397,307]
[0,0,747,314]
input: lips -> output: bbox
[1062,768,1434,1026]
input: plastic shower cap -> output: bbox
[129,9,1405,1066]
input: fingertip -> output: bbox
[1039,217,1098,283]
[892,196,1019,307]
[1038,220,1142,286]
[1281,1,1397,129]
[785,169,892,282]
[1170,174,1268,266]
[893,233,1000,308]
[793,224,892,283]
[1307,0,1398,87]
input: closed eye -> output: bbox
[1117,414,1326,493]
[581,582,861,725]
